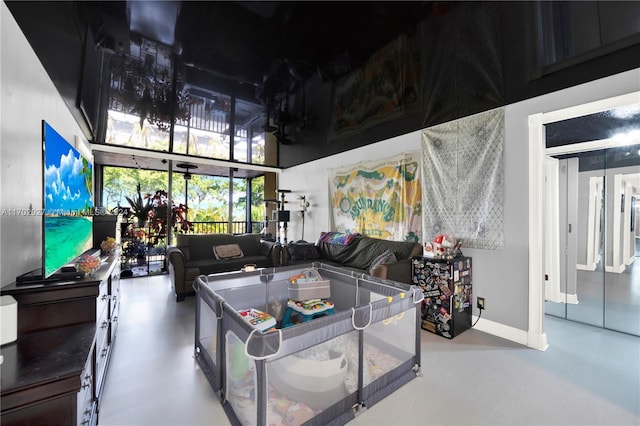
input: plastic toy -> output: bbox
[238,308,276,332]
[283,402,316,426]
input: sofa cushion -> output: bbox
[176,233,262,260]
[318,235,420,270]
[318,231,359,245]
[189,255,274,275]
[237,233,263,256]
[369,249,397,275]
[213,244,244,259]
[287,242,320,261]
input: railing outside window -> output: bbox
[189,221,264,235]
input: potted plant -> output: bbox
[125,183,153,227]
[147,189,193,242]
[123,239,148,266]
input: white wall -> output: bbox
[280,68,640,344]
[1,3,86,286]
[278,131,422,243]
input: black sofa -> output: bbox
[167,233,281,301]
[282,233,422,284]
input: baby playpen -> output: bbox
[194,262,423,426]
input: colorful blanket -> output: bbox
[318,231,359,246]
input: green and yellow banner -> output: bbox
[329,152,422,242]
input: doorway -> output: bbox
[544,142,640,336]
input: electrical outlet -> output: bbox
[477,297,485,310]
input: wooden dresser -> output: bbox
[0,254,120,426]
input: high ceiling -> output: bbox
[13,1,638,174]
[82,1,433,174]
[86,1,430,100]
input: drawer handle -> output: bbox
[112,316,118,323]
[101,321,109,329]
[101,348,108,357]
[101,294,109,301]
[81,408,93,424]
[82,381,91,389]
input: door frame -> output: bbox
[528,91,640,350]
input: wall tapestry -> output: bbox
[328,152,422,242]
[329,32,420,141]
[421,107,504,250]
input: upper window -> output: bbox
[105,37,267,165]
[536,1,640,71]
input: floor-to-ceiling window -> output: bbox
[102,166,265,235]
[101,165,266,276]
[98,37,273,248]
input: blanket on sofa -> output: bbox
[318,235,418,270]
[318,231,359,246]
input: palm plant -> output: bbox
[125,183,153,227]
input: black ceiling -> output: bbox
[9,0,640,168]
[85,1,430,97]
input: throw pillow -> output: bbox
[287,242,320,261]
[369,249,397,275]
[213,244,244,259]
[318,231,359,245]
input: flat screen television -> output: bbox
[42,120,94,278]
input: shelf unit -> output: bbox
[120,221,167,277]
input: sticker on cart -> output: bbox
[436,313,450,323]
[439,283,453,298]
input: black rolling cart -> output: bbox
[411,256,473,338]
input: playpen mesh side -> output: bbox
[198,297,219,378]
[265,331,357,425]
[194,266,422,426]
[226,330,259,425]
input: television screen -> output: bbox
[42,121,94,278]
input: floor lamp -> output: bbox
[299,195,310,241]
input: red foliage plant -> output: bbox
[146,190,193,241]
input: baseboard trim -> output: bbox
[544,290,579,304]
[472,316,548,351]
[605,264,626,273]
[576,263,596,271]
[565,293,579,305]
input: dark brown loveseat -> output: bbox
[167,233,281,301]
[282,233,422,284]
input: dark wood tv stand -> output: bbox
[0,254,121,425]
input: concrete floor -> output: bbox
[99,274,640,426]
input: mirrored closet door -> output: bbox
[545,144,640,336]
[602,145,640,335]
